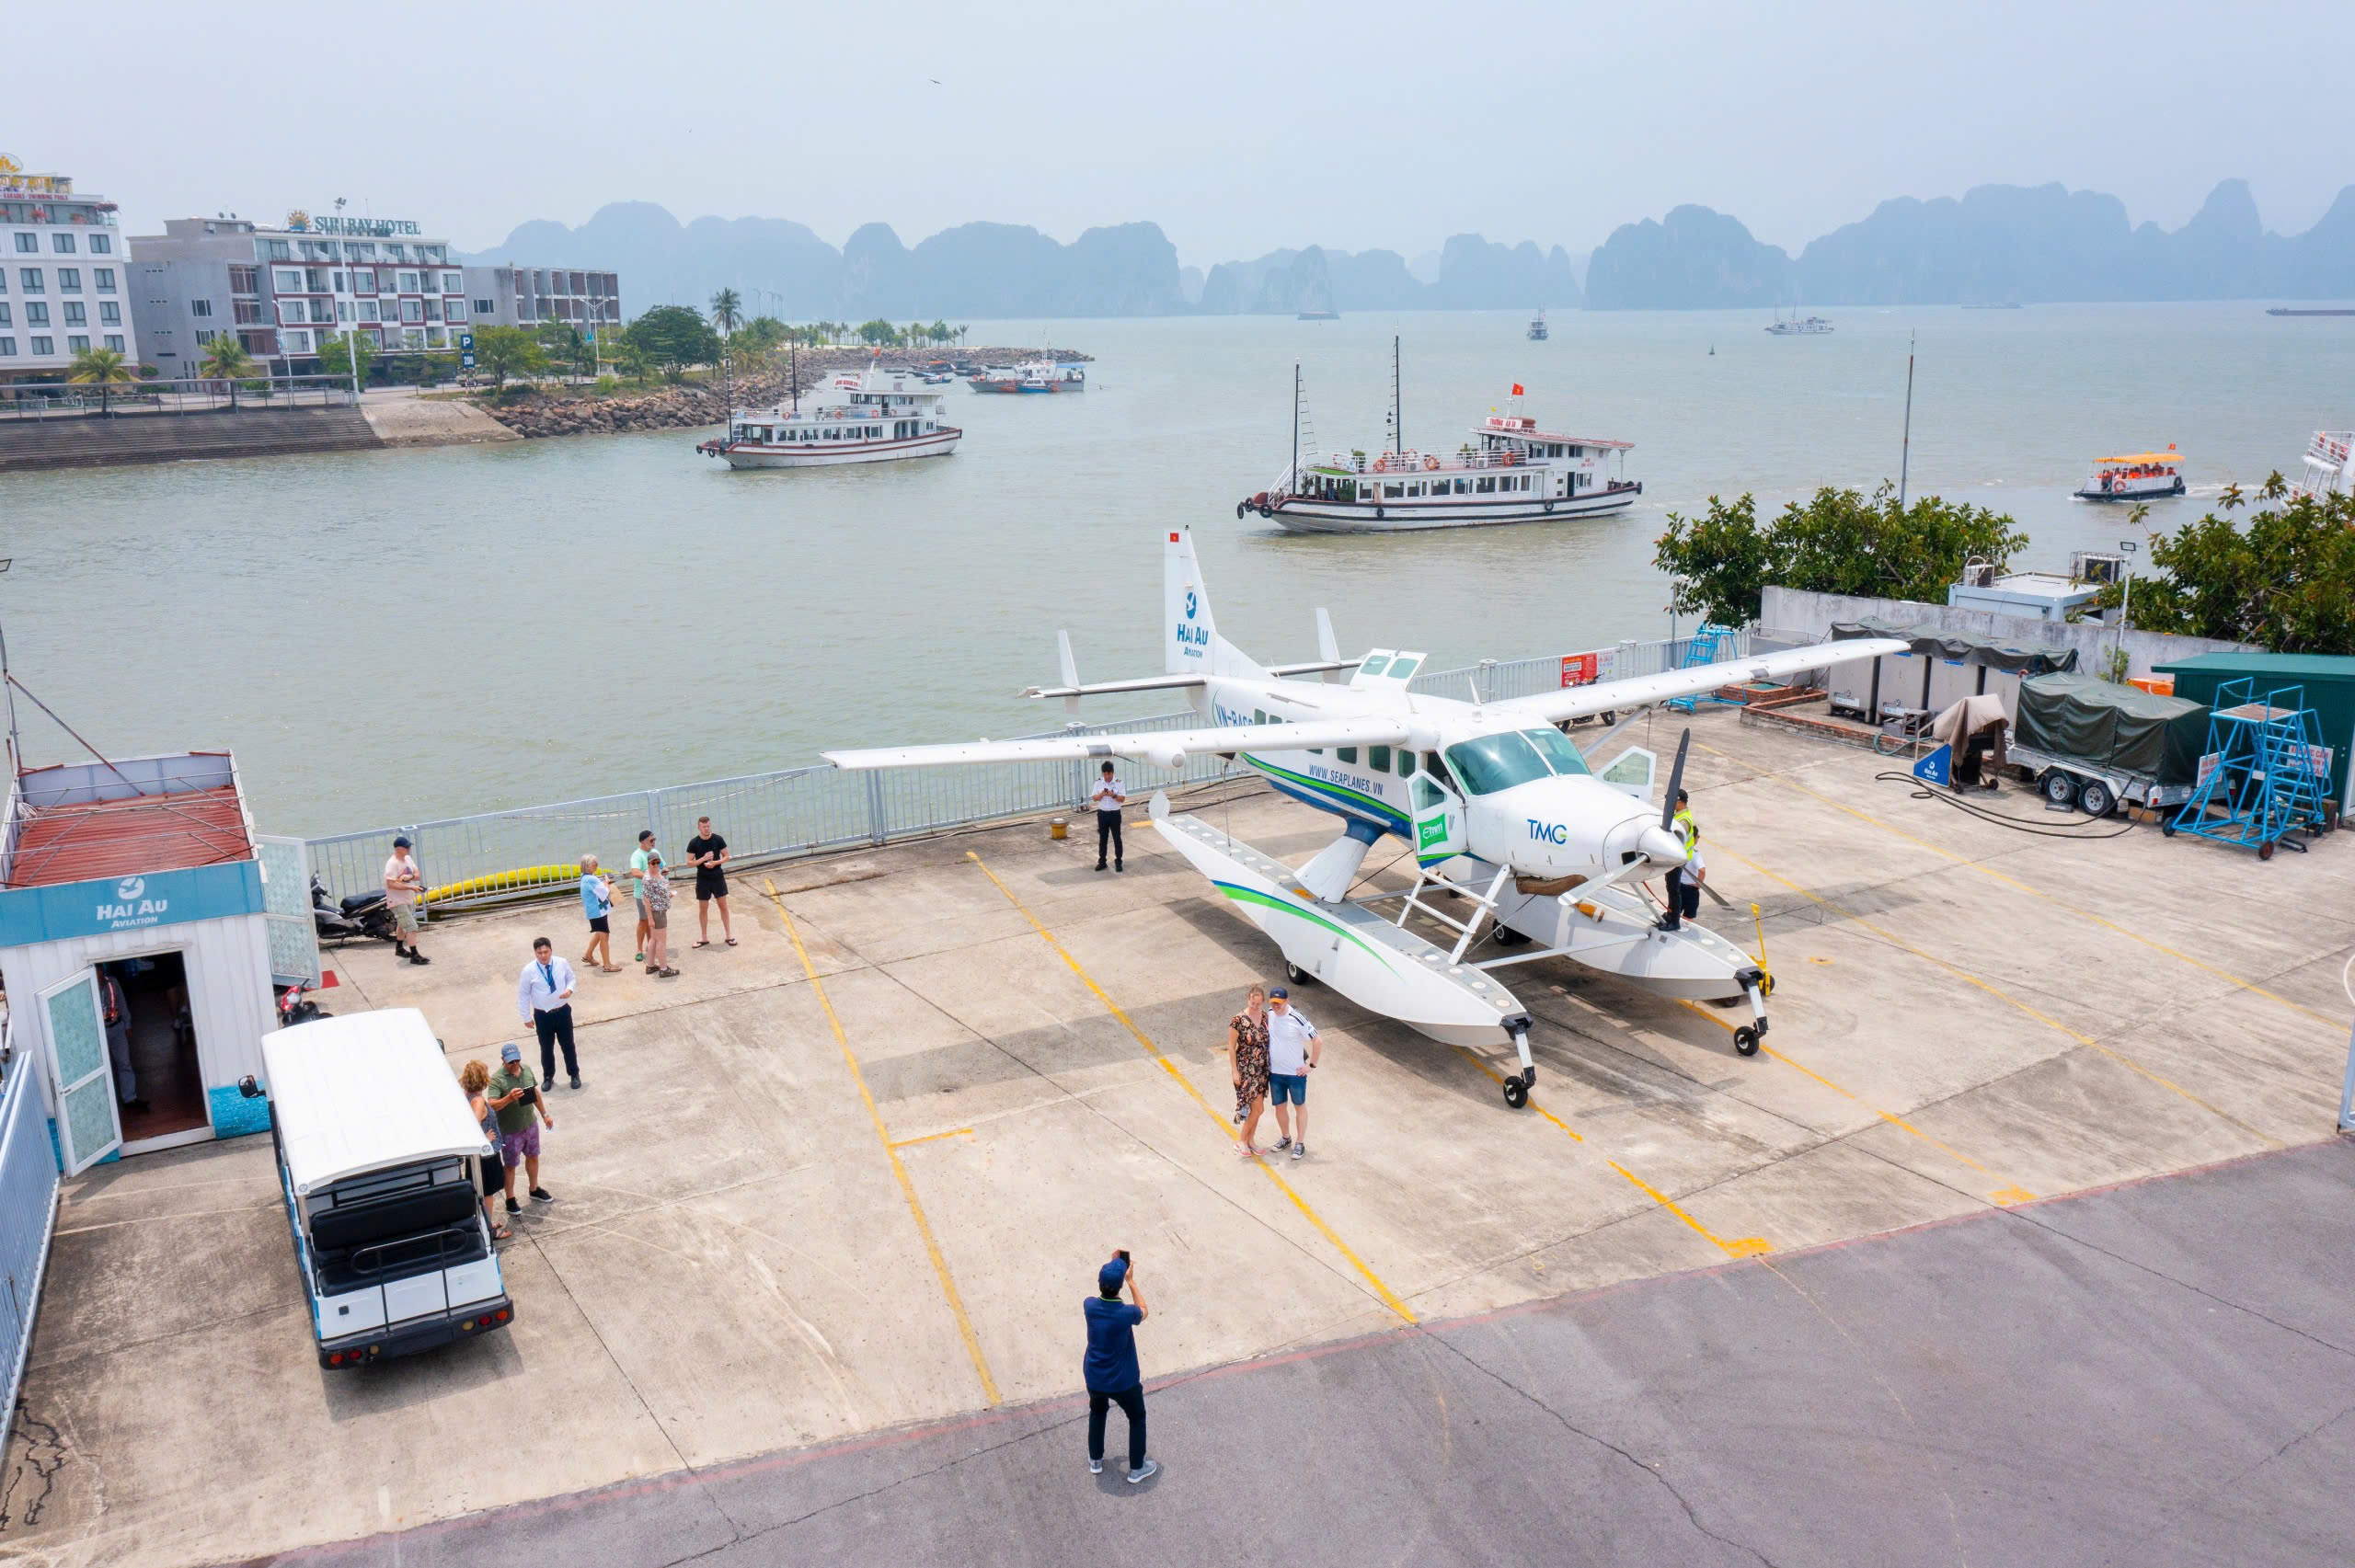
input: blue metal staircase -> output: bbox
[1664,625,1737,714]
[2165,679,2332,859]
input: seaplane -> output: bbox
[824,529,1902,1108]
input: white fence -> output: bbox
[307,635,1745,909]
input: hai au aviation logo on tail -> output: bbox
[98,875,168,930]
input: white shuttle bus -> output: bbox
[242,1007,512,1367]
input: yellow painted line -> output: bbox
[1453,1047,1771,1256]
[1698,739,2343,1032]
[764,879,1002,1405]
[891,1127,976,1150]
[1705,841,2282,1150]
[965,851,1419,1324]
[1673,1000,2034,1205]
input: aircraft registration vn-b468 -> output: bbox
[825,529,1903,1108]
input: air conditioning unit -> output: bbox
[2072,552,2124,586]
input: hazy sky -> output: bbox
[13,0,2350,265]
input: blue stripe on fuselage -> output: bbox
[1260,769,1412,837]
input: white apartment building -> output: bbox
[0,156,131,384]
[131,210,472,374]
[461,264,622,331]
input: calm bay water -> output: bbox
[6,303,2349,835]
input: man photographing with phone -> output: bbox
[1082,1251,1157,1483]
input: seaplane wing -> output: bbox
[823,715,1411,772]
[1494,638,1911,726]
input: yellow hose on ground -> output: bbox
[419,864,583,904]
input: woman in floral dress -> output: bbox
[1228,983,1271,1157]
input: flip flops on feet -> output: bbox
[692,940,710,949]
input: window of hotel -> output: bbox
[351,268,374,292]
[229,265,258,294]
[94,268,114,292]
[263,238,292,261]
[12,235,34,253]
[66,335,88,352]
[0,338,13,356]
[441,271,461,292]
[274,268,302,292]
[385,244,408,263]
[19,269,41,292]
[195,327,215,345]
[396,270,420,292]
[311,301,335,323]
[347,243,375,261]
[89,234,110,255]
[58,268,79,292]
[0,304,9,326]
[337,301,350,320]
[402,328,423,349]
[190,298,213,317]
[104,333,123,351]
[24,303,47,326]
[399,297,422,322]
[305,268,329,292]
[474,297,492,314]
[51,233,75,254]
[62,303,85,326]
[285,330,310,352]
[234,301,264,324]
[421,246,446,263]
[330,271,343,292]
[29,336,52,355]
[359,301,379,322]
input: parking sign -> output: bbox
[459,333,475,352]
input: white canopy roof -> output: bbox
[260,1007,489,1196]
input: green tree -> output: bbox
[613,333,653,386]
[708,288,742,337]
[471,325,547,388]
[735,315,787,355]
[2091,476,2355,653]
[1655,483,2029,627]
[315,331,376,385]
[930,319,950,347]
[66,344,137,413]
[627,305,722,379]
[198,336,258,408]
[857,318,903,346]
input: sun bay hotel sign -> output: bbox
[285,209,422,237]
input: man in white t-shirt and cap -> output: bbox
[384,836,429,966]
[1264,986,1321,1160]
[1089,761,1128,874]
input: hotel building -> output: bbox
[0,156,131,384]
[460,264,622,332]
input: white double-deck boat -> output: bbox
[970,359,1086,394]
[2291,428,2352,501]
[697,359,961,470]
[2074,447,2186,502]
[1236,356,1637,533]
[1765,312,1833,336]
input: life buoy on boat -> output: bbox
[1372,457,1388,473]
[1422,455,1440,472]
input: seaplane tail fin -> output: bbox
[1165,527,1269,681]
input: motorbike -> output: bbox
[278,979,329,1027]
[313,872,396,944]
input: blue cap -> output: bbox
[500,1041,523,1062]
[1098,1257,1129,1293]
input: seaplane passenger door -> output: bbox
[1410,761,1467,863]
[1597,746,1658,802]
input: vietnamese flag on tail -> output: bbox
[1511,383,1524,396]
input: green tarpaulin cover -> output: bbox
[2014,673,2209,785]
[1830,618,2080,674]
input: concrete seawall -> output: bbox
[0,406,385,472]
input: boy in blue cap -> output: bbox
[1083,1252,1156,1482]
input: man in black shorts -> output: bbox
[685,815,735,947]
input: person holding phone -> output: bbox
[1082,1252,1156,1482]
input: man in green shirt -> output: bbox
[488,1041,556,1216]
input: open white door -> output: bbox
[1597,746,1658,802]
[1409,771,1467,864]
[40,968,122,1174]
[257,834,322,988]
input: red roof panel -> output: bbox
[6,784,253,889]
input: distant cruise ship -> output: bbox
[1765,312,1832,336]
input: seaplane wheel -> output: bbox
[1283,960,1316,987]
[1733,1026,1761,1058]
[1493,925,1529,946]
[1501,1075,1530,1109]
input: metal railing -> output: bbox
[0,1016,63,1428]
[0,372,360,418]
[306,635,1738,910]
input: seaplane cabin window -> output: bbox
[1386,657,1419,680]
[1369,745,1391,772]
[1357,655,1390,677]
[1337,748,1358,763]
[1253,709,1268,725]
[1411,775,1446,811]
[1476,476,1496,494]
[1396,750,1416,778]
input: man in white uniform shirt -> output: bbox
[1264,986,1320,1160]
[1090,761,1128,873]
[517,936,583,1090]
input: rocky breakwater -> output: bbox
[475,345,1092,441]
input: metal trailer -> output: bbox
[2005,738,2192,818]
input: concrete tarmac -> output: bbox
[6,707,2352,1565]
[258,1139,2355,1567]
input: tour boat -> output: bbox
[970,359,1086,394]
[2291,428,2352,501]
[1527,311,1548,341]
[1765,312,1832,336]
[1236,356,1637,533]
[695,360,960,469]
[2074,447,2186,502]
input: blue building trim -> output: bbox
[0,861,264,948]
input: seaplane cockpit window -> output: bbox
[1445,733,1554,795]
[1521,727,1591,776]
[1357,655,1391,677]
[1386,656,1420,680]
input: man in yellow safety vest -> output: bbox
[1660,788,1705,932]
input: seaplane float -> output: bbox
[824,530,1903,1108]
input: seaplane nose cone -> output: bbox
[1637,824,1686,865]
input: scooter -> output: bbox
[278,979,328,1027]
[313,873,396,944]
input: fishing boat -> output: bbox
[2073,446,2186,502]
[2291,428,2352,500]
[1765,311,1832,336]
[970,358,1086,394]
[1527,310,1548,341]
[2267,307,2355,317]
[695,354,960,469]
[1235,344,1638,533]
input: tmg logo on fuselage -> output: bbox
[1526,819,1570,844]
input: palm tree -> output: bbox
[200,336,259,410]
[709,288,742,336]
[66,344,138,414]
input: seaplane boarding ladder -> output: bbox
[1665,624,1738,714]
